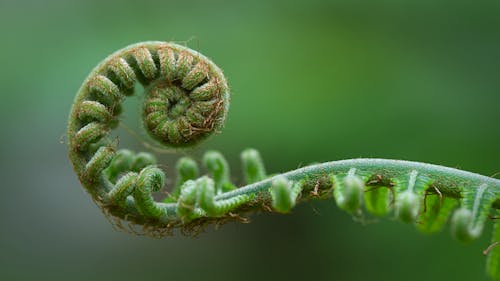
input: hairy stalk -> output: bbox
[68,41,500,280]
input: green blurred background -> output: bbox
[0,0,499,280]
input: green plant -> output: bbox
[67,41,500,279]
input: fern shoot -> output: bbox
[67,41,500,280]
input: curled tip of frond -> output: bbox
[137,166,165,192]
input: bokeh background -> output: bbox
[0,0,499,280]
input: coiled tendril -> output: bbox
[68,42,499,280]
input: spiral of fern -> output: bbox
[68,41,500,280]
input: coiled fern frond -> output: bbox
[67,41,500,280]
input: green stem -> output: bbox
[157,158,500,216]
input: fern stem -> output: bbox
[156,158,499,215]
[216,159,498,201]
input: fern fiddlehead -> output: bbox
[68,41,500,280]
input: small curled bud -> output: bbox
[74,123,108,151]
[393,170,431,224]
[203,150,234,194]
[451,184,495,243]
[241,148,267,184]
[197,177,249,217]
[176,180,199,222]
[164,157,200,203]
[395,191,420,223]
[77,100,112,124]
[84,146,115,184]
[177,157,199,183]
[270,176,302,213]
[131,152,156,171]
[108,172,138,205]
[104,150,155,183]
[332,169,364,214]
[451,208,478,243]
[197,177,218,216]
[105,149,135,182]
[133,166,166,219]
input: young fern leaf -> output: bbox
[269,176,303,213]
[241,148,267,184]
[131,152,157,172]
[203,150,235,193]
[105,149,135,183]
[176,180,203,222]
[417,195,458,234]
[164,157,199,203]
[332,168,365,214]
[364,184,392,217]
[68,41,500,279]
[108,172,138,206]
[394,170,432,223]
[451,184,497,243]
[133,166,166,219]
